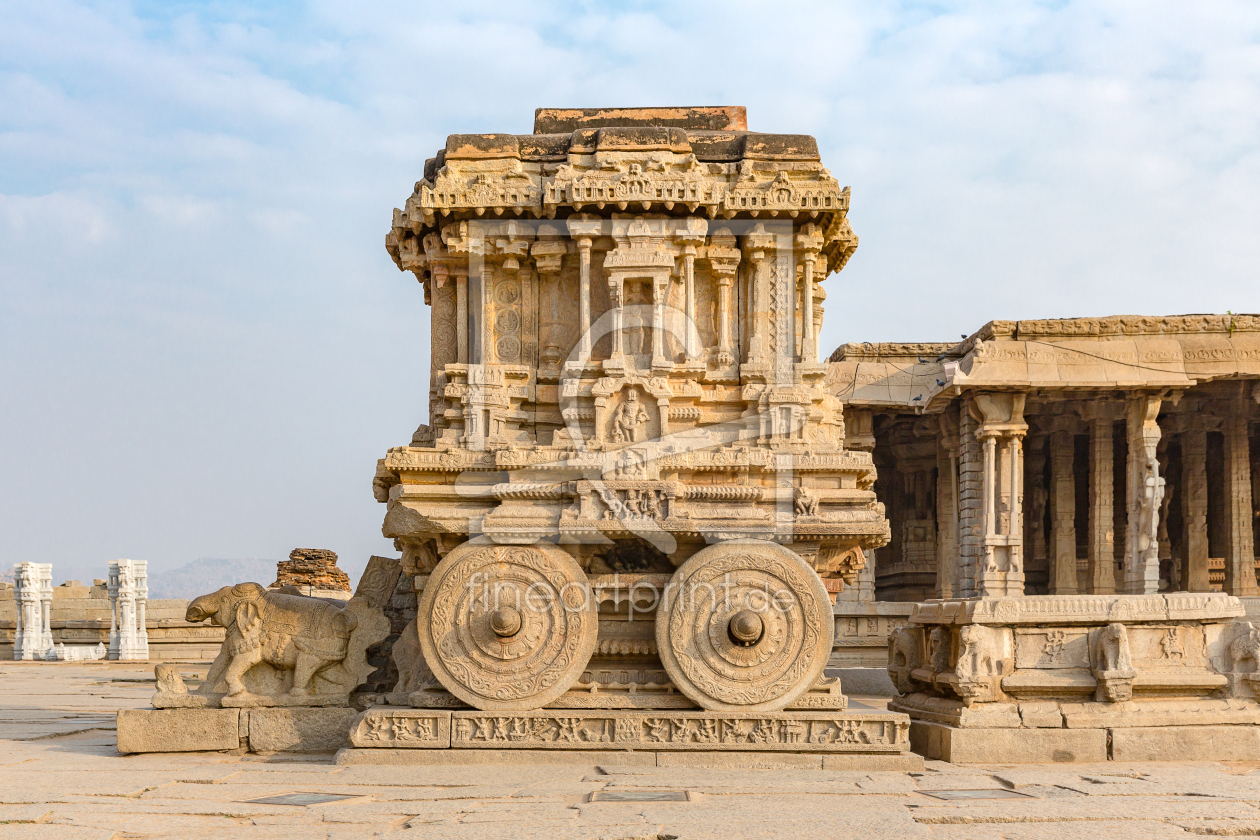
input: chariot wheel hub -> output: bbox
[728,610,764,645]
[489,606,523,638]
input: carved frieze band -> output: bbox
[349,710,908,752]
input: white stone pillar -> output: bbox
[108,559,149,662]
[107,565,120,659]
[13,562,53,660]
[38,565,52,655]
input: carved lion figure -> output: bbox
[186,583,358,698]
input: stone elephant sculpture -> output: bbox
[186,583,358,698]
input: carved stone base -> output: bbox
[348,709,910,754]
[890,594,1260,762]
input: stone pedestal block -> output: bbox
[909,720,1108,763]
[247,707,358,753]
[116,709,240,754]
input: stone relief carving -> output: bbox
[1092,622,1136,702]
[954,625,1003,705]
[887,626,922,694]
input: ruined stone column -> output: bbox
[1181,428,1211,592]
[1124,394,1164,595]
[1224,406,1258,595]
[1049,427,1078,594]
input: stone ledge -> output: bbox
[911,593,1243,626]
[333,747,922,770]
[1109,725,1260,761]
[909,720,1108,763]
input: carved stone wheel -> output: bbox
[417,541,598,711]
[655,540,834,712]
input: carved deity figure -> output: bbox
[1137,454,1165,555]
[794,487,819,517]
[611,390,650,443]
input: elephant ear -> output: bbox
[235,600,263,641]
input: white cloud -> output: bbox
[1,0,1258,579]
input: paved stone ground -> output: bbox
[6,662,1260,839]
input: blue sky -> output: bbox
[2,1,1258,582]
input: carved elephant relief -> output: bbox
[174,582,387,707]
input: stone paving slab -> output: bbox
[7,663,1260,839]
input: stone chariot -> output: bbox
[367,107,904,755]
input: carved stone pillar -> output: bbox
[566,216,600,362]
[682,245,697,360]
[1023,435,1048,584]
[742,225,775,365]
[1124,394,1164,595]
[795,223,823,363]
[651,274,668,369]
[674,218,705,363]
[707,228,739,367]
[454,271,469,365]
[1087,416,1117,594]
[936,411,960,599]
[1225,400,1258,595]
[1048,427,1078,595]
[480,261,495,364]
[970,392,1028,597]
[1181,428,1211,592]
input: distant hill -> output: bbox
[147,557,279,600]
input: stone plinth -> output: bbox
[888,593,1260,762]
[343,708,916,768]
